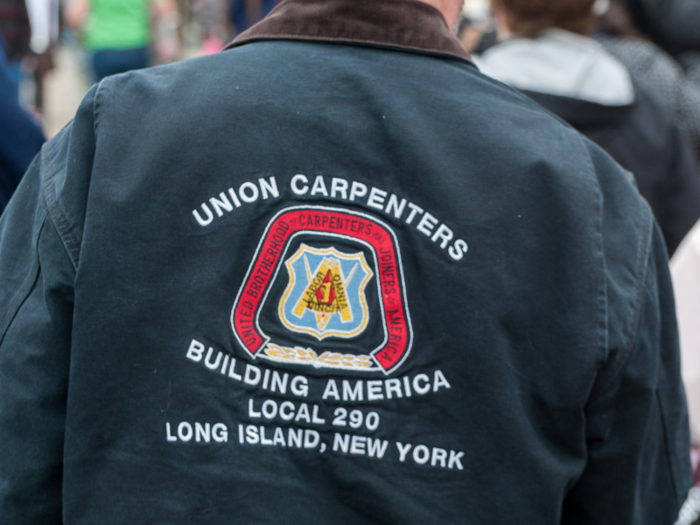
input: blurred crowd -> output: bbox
[3,0,700,517]
[1,0,285,123]
[1,0,285,203]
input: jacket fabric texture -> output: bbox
[0,0,691,523]
[477,30,700,256]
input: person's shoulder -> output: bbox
[96,52,228,97]
[461,59,654,261]
[463,62,627,186]
[464,60,591,141]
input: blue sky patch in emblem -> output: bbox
[279,244,373,340]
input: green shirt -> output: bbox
[84,0,151,50]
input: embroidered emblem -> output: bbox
[231,206,413,375]
[280,245,373,339]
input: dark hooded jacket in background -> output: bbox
[622,0,700,58]
[596,34,700,161]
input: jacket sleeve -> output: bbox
[561,142,692,524]
[0,86,97,524]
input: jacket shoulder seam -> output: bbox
[42,142,81,270]
[94,77,107,136]
[574,132,609,380]
[596,207,654,394]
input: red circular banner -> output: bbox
[231,206,412,373]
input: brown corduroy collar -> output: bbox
[224,0,474,66]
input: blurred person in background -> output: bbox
[457,0,499,54]
[0,0,32,92]
[65,0,179,82]
[0,31,44,214]
[476,0,700,256]
[229,0,277,35]
[192,0,228,54]
[596,0,700,163]
[24,0,59,112]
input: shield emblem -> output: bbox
[279,244,373,340]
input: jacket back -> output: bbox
[0,1,691,523]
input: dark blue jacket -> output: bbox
[0,0,690,523]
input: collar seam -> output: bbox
[227,35,475,65]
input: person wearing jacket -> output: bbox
[477,0,700,256]
[0,0,690,523]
